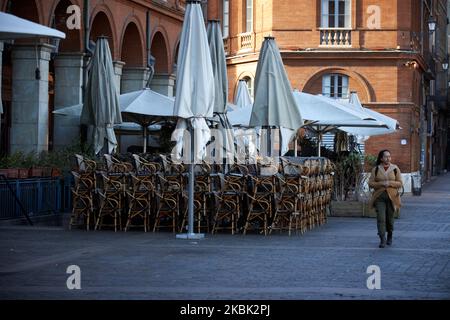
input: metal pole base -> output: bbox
[176,233,205,240]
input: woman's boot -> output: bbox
[387,232,393,245]
[379,233,386,248]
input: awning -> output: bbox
[0,12,66,40]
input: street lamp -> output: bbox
[442,55,449,71]
[428,16,437,33]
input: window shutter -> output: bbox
[345,0,351,28]
[342,75,349,98]
[321,0,329,28]
[322,75,331,97]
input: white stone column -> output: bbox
[53,53,85,149]
[150,73,176,97]
[10,44,54,154]
[121,67,150,93]
[113,61,125,93]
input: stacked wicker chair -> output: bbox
[70,172,95,230]
[125,171,156,232]
[270,159,303,236]
[179,162,212,233]
[68,153,334,236]
[92,154,134,231]
[243,159,279,236]
[153,162,186,233]
[69,154,97,230]
[211,166,247,235]
[95,173,124,232]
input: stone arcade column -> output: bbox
[10,44,53,153]
[150,73,176,97]
[53,53,84,149]
[113,61,125,93]
[118,67,150,152]
[151,73,176,97]
[121,67,150,93]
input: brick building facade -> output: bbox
[0,0,185,153]
[1,0,448,190]
[208,0,450,187]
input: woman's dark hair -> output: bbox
[376,149,391,166]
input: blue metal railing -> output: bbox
[0,175,33,224]
[0,177,72,220]
[62,175,74,213]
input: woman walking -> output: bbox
[369,150,403,248]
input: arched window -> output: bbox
[222,0,230,38]
[322,74,349,99]
[242,76,254,100]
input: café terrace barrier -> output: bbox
[69,153,334,236]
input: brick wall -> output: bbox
[212,0,437,173]
[364,105,419,172]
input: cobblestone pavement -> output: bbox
[0,174,449,300]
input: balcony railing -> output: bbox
[320,28,352,47]
[239,32,254,51]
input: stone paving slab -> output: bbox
[0,174,449,300]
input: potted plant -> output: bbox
[18,168,30,179]
[0,155,11,178]
[2,153,17,178]
[51,167,62,177]
[18,152,34,179]
[0,152,32,179]
[39,150,66,178]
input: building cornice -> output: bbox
[226,52,259,65]
[129,0,185,21]
[226,49,429,72]
[365,102,418,106]
[280,49,422,58]
[280,49,429,72]
[365,102,421,112]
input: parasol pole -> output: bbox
[294,130,298,156]
[317,127,322,157]
[143,125,147,153]
[177,118,204,239]
[188,120,194,235]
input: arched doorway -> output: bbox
[120,21,147,94]
[7,0,40,23]
[303,68,374,156]
[173,41,180,73]
[172,41,180,96]
[150,31,173,96]
[53,0,82,53]
[241,76,254,100]
[90,11,115,57]
[121,22,144,67]
[303,68,373,102]
[151,32,169,74]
